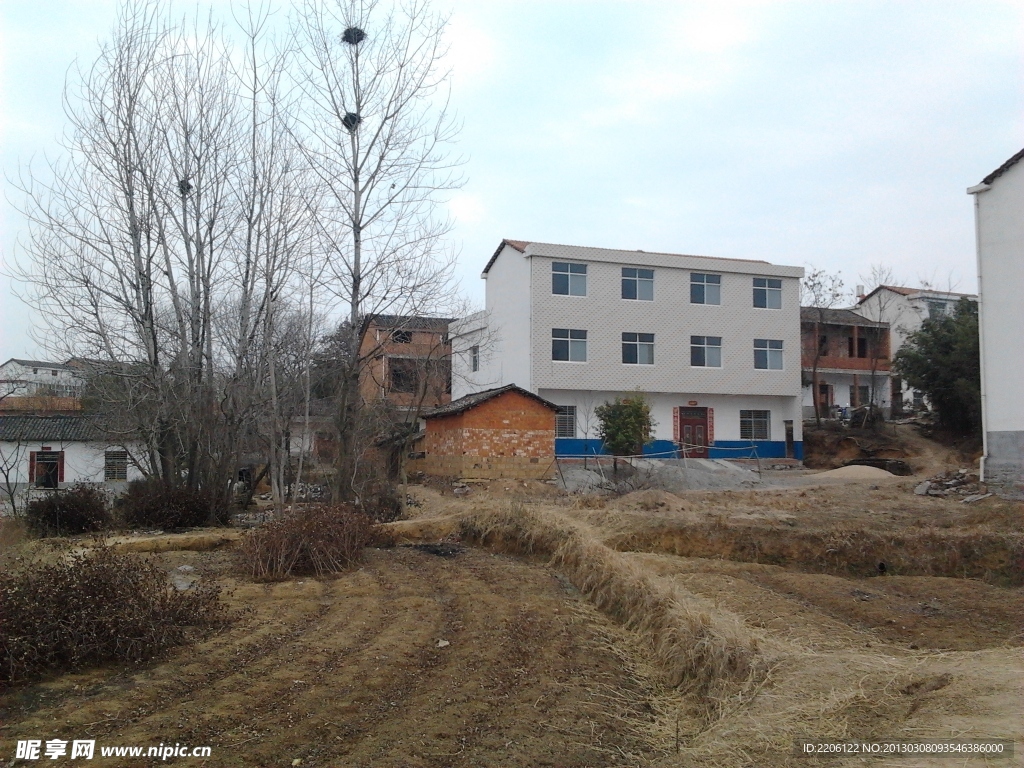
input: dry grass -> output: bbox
[456,502,778,716]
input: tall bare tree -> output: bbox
[292,0,462,500]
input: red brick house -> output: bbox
[411,384,557,479]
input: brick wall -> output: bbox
[415,390,555,479]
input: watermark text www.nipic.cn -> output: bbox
[15,740,212,760]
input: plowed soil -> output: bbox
[2,464,1022,768]
[0,546,656,767]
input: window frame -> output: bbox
[690,335,723,368]
[754,338,784,370]
[555,405,577,438]
[552,328,588,362]
[470,345,480,372]
[621,267,654,301]
[690,273,722,305]
[391,329,413,344]
[104,450,129,481]
[753,277,783,309]
[621,332,655,365]
[740,410,771,441]
[552,261,588,297]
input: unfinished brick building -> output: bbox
[411,384,556,479]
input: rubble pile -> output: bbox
[913,469,992,503]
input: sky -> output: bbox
[1,0,1022,363]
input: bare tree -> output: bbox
[856,264,900,418]
[801,268,847,426]
[291,0,462,500]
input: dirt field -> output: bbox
[2,450,1022,767]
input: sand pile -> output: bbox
[812,464,895,479]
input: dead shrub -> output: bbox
[237,504,380,581]
[116,477,228,530]
[0,548,227,687]
[25,484,110,537]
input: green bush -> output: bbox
[116,478,227,530]
[25,483,110,537]
[0,548,227,687]
[595,396,655,457]
[237,504,382,581]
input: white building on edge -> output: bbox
[969,147,1024,495]
[451,239,804,460]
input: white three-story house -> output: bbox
[451,240,805,460]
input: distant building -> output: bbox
[0,415,144,513]
[852,286,976,411]
[0,359,85,402]
[968,147,1024,494]
[358,315,453,412]
[450,239,805,460]
[800,307,890,419]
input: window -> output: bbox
[927,300,947,319]
[51,370,58,376]
[392,329,413,344]
[690,273,721,305]
[753,277,782,309]
[622,332,654,365]
[621,267,654,300]
[552,262,587,296]
[470,345,480,372]
[555,405,577,438]
[104,450,128,481]
[552,328,587,362]
[740,410,770,440]
[754,339,784,369]
[690,336,722,367]
[818,335,829,355]
[388,358,419,392]
[850,385,871,407]
[31,451,62,488]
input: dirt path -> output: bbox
[0,547,658,767]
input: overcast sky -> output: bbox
[1,1,1021,363]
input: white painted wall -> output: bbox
[0,360,84,397]
[0,440,145,485]
[457,243,533,397]
[539,388,802,444]
[973,161,1024,434]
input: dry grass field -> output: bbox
[1,451,1021,767]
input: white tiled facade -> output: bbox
[451,241,805,458]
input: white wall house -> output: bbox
[0,359,85,399]
[0,415,144,514]
[968,147,1024,494]
[451,239,805,460]
[852,286,976,412]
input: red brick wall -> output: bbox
[415,391,555,479]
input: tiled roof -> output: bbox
[858,284,977,304]
[423,384,557,419]
[981,147,1024,186]
[800,307,888,328]
[366,314,454,332]
[481,239,782,276]
[2,358,76,371]
[0,415,107,442]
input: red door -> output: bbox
[675,408,708,457]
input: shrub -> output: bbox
[25,483,110,537]
[0,548,227,687]
[595,396,655,458]
[237,504,380,581]
[116,478,227,530]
